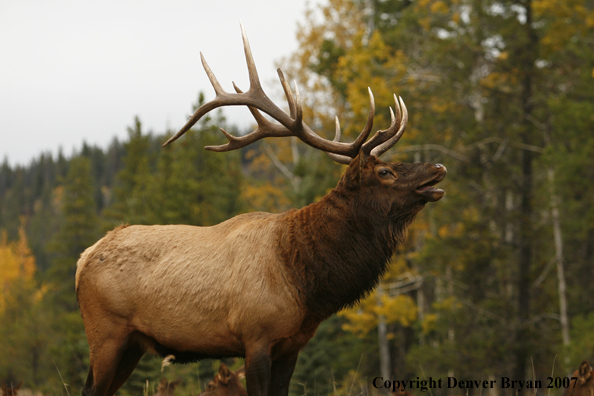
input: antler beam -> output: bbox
[163,23,408,164]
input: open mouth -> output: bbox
[416,170,446,202]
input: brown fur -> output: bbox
[199,364,247,396]
[155,379,180,396]
[392,386,412,396]
[76,154,446,396]
[563,361,594,396]
[1,382,21,396]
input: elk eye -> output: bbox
[379,169,390,176]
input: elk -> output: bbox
[199,364,247,396]
[76,24,446,396]
[563,361,594,396]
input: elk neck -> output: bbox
[277,183,422,322]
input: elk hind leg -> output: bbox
[82,329,134,396]
[105,342,145,396]
[82,344,121,396]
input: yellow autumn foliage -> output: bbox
[430,1,449,14]
[0,224,38,313]
[340,291,418,337]
[433,296,463,311]
[340,256,419,337]
[421,313,438,334]
[533,0,594,52]
[418,17,432,32]
[451,12,460,24]
[438,222,465,239]
[241,184,291,213]
[480,72,513,92]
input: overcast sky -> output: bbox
[0,0,321,166]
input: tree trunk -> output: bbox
[376,284,391,388]
[515,0,538,380]
[548,168,570,347]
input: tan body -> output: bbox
[77,212,311,360]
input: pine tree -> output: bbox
[47,156,99,309]
[45,156,99,392]
[103,116,153,227]
[148,95,244,226]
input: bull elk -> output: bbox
[76,24,446,396]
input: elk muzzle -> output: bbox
[416,164,447,202]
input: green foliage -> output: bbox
[565,313,594,368]
[103,116,154,227]
[47,156,99,311]
[148,125,243,226]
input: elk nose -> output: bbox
[434,163,447,173]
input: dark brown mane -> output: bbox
[279,161,423,322]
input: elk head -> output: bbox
[564,361,594,396]
[199,364,247,396]
[162,24,446,207]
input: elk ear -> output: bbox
[218,363,232,384]
[339,151,369,190]
[579,361,592,385]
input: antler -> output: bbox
[163,23,408,164]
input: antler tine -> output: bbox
[201,52,227,96]
[361,94,405,156]
[277,69,296,119]
[334,116,341,142]
[294,81,303,128]
[204,82,292,152]
[162,54,230,147]
[326,117,352,164]
[325,89,375,165]
[370,95,408,158]
[240,22,263,92]
[351,87,375,148]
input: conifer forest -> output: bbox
[1,0,594,395]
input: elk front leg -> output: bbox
[245,346,272,396]
[268,352,299,396]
